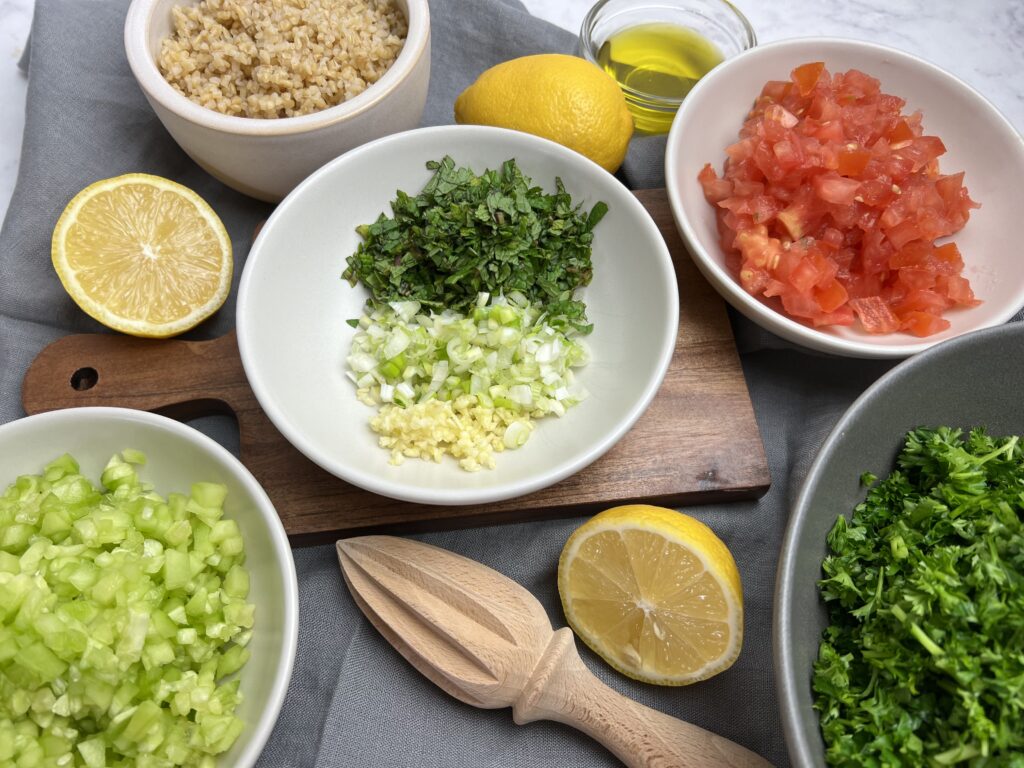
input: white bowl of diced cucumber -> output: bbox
[0,407,297,767]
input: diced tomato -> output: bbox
[698,62,979,336]
[933,242,965,274]
[827,202,859,230]
[901,311,951,337]
[898,267,936,292]
[810,305,856,327]
[764,104,800,128]
[821,227,845,249]
[842,103,880,141]
[886,219,924,250]
[837,148,871,177]
[859,178,896,208]
[889,118,917,144]
[846,272,886,300]
[837,68,881,100]
[741,268,772,294]
[773,213,796,240]
[808,118,846,144]
[890,241,934,269]
[854,227,888,275]
[936,274,980,306]
[733,180,764,196]
[763,279,788,299]
[935,172,967,201]
[718,195,782,228]
[811,251,839,286]
[792,62,825,96]
[808,94,840,123]
[814,279,849,313]
[772,139,803,168]
[813,173,861,205]
[897,136,946,171]
[734,227,781,270]
[894,289,952,316]
[698,164,732,203]
[880,152,916,180]
[760,80,793,103]
[849,297,901,333]
[935,172,979,225]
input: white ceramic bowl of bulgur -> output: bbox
[125,0,430,202]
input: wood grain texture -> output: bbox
[336,535,773,768]
[21,189,769,543]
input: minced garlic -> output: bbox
[369,395,534,472]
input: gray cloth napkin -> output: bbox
[5,1,997,766]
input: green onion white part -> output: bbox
[346,293,590,417]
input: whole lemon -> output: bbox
[454,54,634,173]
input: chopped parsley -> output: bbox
[814,427,1024,766]
[342,156,606,334]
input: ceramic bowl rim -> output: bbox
[124,0,430,137]
[0,406,299,768]
[665,36,1024,359]
[235,124,679,506]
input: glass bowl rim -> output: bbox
[578,0,757,105]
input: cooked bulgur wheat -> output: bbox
[158,0,407,118]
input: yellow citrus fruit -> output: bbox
[454,53,634,173]
[51,173,232,338]
[558,505,743,685]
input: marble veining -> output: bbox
[0,0,32,221]
[1,0,1022,225]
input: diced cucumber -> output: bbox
[77,736,107,768]
[190,482,227,509]
[0,452,255,764]
[216,645,250,679]
[223,565,249,599]
[163,549,190,592]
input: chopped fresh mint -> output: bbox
[342,156,606,334]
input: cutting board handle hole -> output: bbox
[70,367,98,391]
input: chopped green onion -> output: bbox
[346,294,589,417]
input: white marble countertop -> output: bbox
[1,0,1022,224]
[0,0,33,219]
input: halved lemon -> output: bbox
[558,505,743,685]
[51,174,232,338]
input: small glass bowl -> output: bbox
[579,0,756,135]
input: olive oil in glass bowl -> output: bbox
[580,0,755,135]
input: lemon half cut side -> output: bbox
[558,504,744,686]
[51,173,233,338]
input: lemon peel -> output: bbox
[455,54,633,173]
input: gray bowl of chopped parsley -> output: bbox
[774,322,1024,767]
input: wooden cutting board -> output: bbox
[21,188,769,544]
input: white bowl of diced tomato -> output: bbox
[666,37,1024,358]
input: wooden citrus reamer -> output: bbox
[337,536,773,768]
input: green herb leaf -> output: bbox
[341,157,605,334]
[813,427,1024,766]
